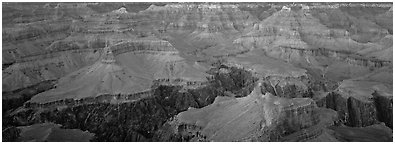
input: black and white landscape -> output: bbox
[2,2,393,142]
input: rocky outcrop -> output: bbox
[156,80,337,142]
[372,92,393,129]
[316,92,382,127]
[346,96,378,127]
[316,92,349,123]
[260,75,314,99]
[206,65,258,97]
[315,67,393,128]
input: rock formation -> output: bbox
[156,79,338,142]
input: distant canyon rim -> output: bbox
[1,2,393,142]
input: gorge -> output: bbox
[2,2,393,142]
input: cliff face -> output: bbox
[316,91,393,128]
[260,75,314,99]
[316,92,349,123]
[372,92,393,129]
[346,96,378,127]
[315,65,392,129]
[155,80,337,142]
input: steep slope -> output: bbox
[315,66,393,128]
[160,80,337,141]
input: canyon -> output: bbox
[2,2,393,142]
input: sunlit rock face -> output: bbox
[2,2,392,142]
